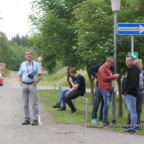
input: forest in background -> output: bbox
[0,32,38,71]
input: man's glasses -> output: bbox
[109,61,115,65]
[25,54,32,55]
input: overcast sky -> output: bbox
[0,0,32,40]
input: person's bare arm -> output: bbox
[66,87,75,96]
[32,74,42,86]
[69,77,80,90]
[19,75,23,86]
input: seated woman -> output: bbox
[53,67,75,111]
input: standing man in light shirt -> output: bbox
[19,50,42,126]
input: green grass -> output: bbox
[38,67,96,88]
[2,69,12,77]
[38,90,144,135]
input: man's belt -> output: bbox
[139,89,143,92]
[22,81,35,85]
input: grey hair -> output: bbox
[134,59,142,66]
[25,50,33,55]
[106,56,115,62]
[126,55,134,61]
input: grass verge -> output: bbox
[2,69,12,77]
[38,90,144,135]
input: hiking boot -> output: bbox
[58,107,66,111]
[125,128,136,134]
[31,120,39,126]
[53,103,61,108]
[91,118,97,123]
[22,120,30,125]
[102,121,109,127]
[69,109,78,114]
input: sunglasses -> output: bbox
[109,61,115,65]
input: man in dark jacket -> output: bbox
[126,59,144,130]
[122,56,140,134]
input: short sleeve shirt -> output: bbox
[74,74,86,96]
[69,77,76,88]
[19,61,42,83]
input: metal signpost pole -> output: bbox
[131,35,134,53]
[111,0,121,125]
[112,11,117,124]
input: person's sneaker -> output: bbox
[69,109,78,114]
[53,103,61,108]
[91,118,97,123]
[102,121,109,127]
[58,107,66,111]
[22,120,30,125]
[125,129,136,134]
[124,124,131,130]
[136,125,141,130]
[31,120,39,126]
[99,120,103,123]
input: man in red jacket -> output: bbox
[98,56,120,126]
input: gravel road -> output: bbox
[0,72,144,144]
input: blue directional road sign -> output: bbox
[117,23,144,35]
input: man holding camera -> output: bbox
[19,50,42,126]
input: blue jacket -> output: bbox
[88,64,114,87]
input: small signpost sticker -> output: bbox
[37,56,43,62]
[37,56,43,68]
[128,52,138,61]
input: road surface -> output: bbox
[0,72,143,144]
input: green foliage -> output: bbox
[0,32,13,69]
[0,31,38,71]
[2,69,12,78]
[11,33,31,47]
[10,45,38,71]
[29,0,144,104]
[74,0,144,74]
[29,0,86,72]
[73,0,114,66]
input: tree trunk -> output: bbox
[86,63,95,105]
[118,73,123,117]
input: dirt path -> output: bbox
[0,72,143,144]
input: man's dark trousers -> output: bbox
[127,91,144,125]
[63,90,81,111]
[92,87,103,121]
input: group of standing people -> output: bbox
[88,56,119,126]
[18,50,144,135]
[89,56,144,134]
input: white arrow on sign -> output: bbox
[119,25,144,33]
[132,53,136,58]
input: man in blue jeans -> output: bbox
[88,64,114,123]
[126,59,144,130]
[53,76,76,111]
[53,89,68,110]
[98,56,120,126]
[122,56,140,134]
